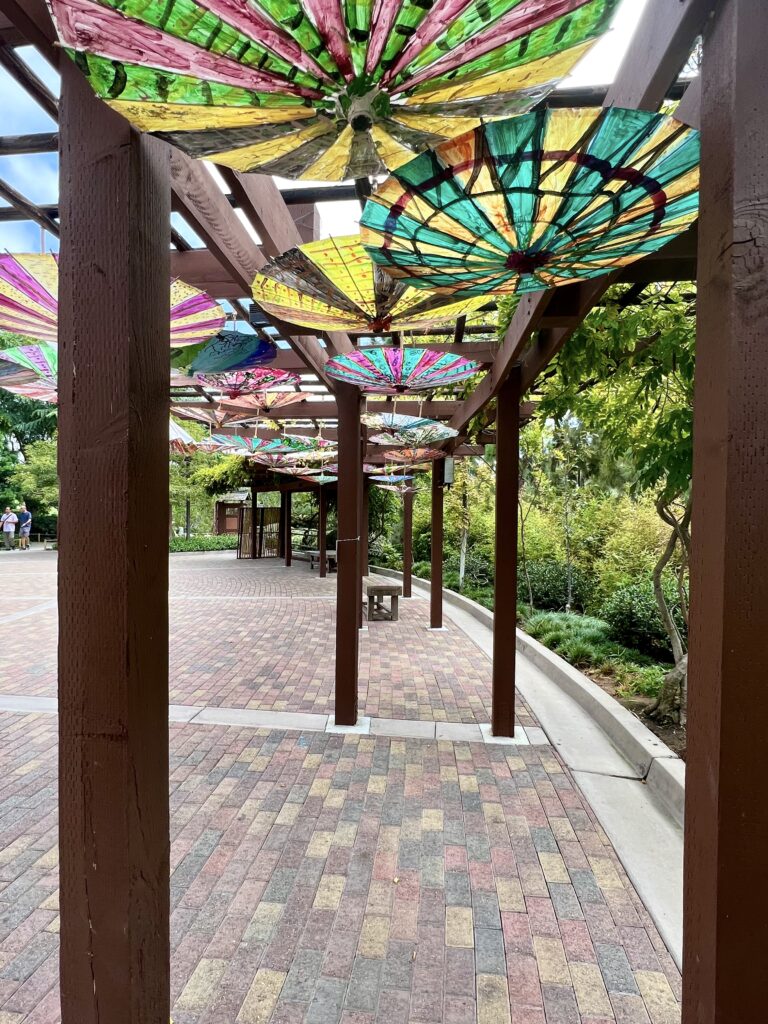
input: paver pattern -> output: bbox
[0,553,528,725]
[0,551,681,1022]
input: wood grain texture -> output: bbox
[335,383,361,724]
[58,62,170,1024]
[491,368,520,737]
[684,4,768,1022]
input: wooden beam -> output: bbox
[169,249,244,299]
[221,168,355,356]
[58,61,170,1024]
[684,4,768,1023]
[0,130,57,154]
[447,0,712,430]
[0,43,57,120]
[169,150,333,385]
[184,400,465,422]
[0,176,59,235]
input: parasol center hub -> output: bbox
[505,250,552,273]
[345,87,385,132]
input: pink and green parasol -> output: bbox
[327,347,480,394]
[382,447,443,463]
[46,0,617,181]
[362,412,458,446]
[195,367,301,398]
[0,253,225,346]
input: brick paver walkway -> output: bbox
[0,551,681,1022]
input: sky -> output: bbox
[0,0,650,253]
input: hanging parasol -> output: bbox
[0,253,225,345]
[208,434,284,453]
[381,447,444,463]
[217,391,311,414]
[252,235,487,334]
[171,329,277,374]
[371,474,414,484]
[299,474,338,486]
[171,403,261,429]
[362,412,458,446]
[195,367,300,398]
[0,342,59,403]
[168,418,199,455]
[327,347,480,394]
[361,107,700,298]
[46,0,617,182]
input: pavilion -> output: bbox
[0,0,763,1022]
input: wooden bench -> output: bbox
[363,575,402,622]
[309,549,338,572]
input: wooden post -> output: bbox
[403,489,413,598]
[318,487,327,578]
[251,484,258,559]
[492,368,521,737]
[361,478,370,576]
[430,459,444,629]
[335,383,361,724]
[58,62,170,1024]
[278,492,286,558]
[285,490,292,567]
[684,4,768,1023]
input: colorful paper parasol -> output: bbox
[209,434,284,453]
[168,418,199,454]
[171,329,277,374]
[0,342,59,402]
[46,0,617,182]
[172,403,261,429]
[300,474,338,486]
[327,347,480,394]
[252,235,487,333]
[362,412,458,446]
[195,368,300,398]
[361,107,700,298]
[371,474,414,484]
[0,253,225,345]
[217,392,311,414]
[381,447,443,463]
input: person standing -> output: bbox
[1,507,18,551]
[17,504,31,550]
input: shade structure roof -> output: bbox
[252,235,487,334]
[362,412,458,445]
[172,329,277,374]
[327,347,481,394]
[195,368,301,397]
[46,0,618,181]
[360,107,700,298]
[0,254,226,346]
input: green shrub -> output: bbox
[370,539,399,568]
[601,578,685,658]
[614,662,667,699]
[444,549,493,590]
[518,560,595,612]
[413,560,431,580]
[170,534,238,552]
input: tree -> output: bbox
[536,285,695,723]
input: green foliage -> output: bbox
[517,558,594,612]
[7,436,59,535]
[600,578,685,659]
[413,560,431,580]
[170,534,238,552]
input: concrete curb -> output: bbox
[371,565,685,828]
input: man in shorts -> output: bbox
[1,507,17,551]
[17,504,31,550]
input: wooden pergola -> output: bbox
[0,0,764,1021]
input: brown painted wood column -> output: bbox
[361,478,370,576]
[430,459,445,628]
[251,485,258,559]
[284,491,292,567]
[684,4,768,1022]
[318,487,327,578]
[335,383,362,724]
[492,368,521,737]
[403,489,414,598]
[278,492,286,558]
[58,62,170,1024]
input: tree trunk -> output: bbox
[518,495,534,613]
[651,654,688,726]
